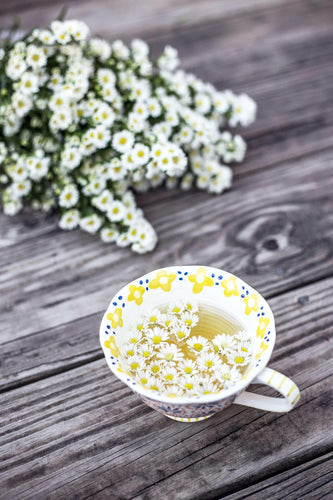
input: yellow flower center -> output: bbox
[165,353,174,362]
[235,356,245,364]
[165,374,174,381]
[184,367,192,374]
[193,343,203,352]
[151,365,160,373]
[152,336,162,344]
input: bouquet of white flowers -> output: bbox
[0,18,256,253]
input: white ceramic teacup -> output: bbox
[100,265,300,422]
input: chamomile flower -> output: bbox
[128,355,145,372]
[131,143,150,166]
[9,161,28,181]
[61,148,82,170]
[160,365,178,384]
[28,157,50,181]
[12,179,32,197]
[112,39,130,60]
[217,364,242,388]
[179,374,201,395]
[167,301,185,315]
[147,97,162,117]
[159,313,176,330]
[136,369,151,387]
[92,189,114,212]
[212,333,237,355]
[12,92,32,116]
[124,342,137,358]
[59,184,79,208]
[237,340,252,355]
[59,209,80,230]
[107,200,126,222]
[148,361,163,376]
[229,93,257,127]
[227,348,251,367]
[171,322,191,342]
[187,336,209,354]
[165,385,184,398]
[38,30,55,45]
[196,352,221,372]
[100,226,119,242]
[146,326,169,346]
[128,329,143,345]
[79,214,102,233]
[20,72,39,94]
[180,311,199,329]
[157,343,184,363]
[90,38,111,60]
[3,199,22,215]
[146,376,165,393]
[145,309,161,325]
[197,380,220,395]
[112,130,134,153]
[177,358,199,376]
[136,343,153,360]
[97,68,116,88]
[185,301,199,314]
[26,45,47,69]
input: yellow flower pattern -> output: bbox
[256,317,270,338]
[127,284,145,306]
[244,293,259,315]
[149,270,177,292]
[256,340,269,360]
[221,276,239,297]
[188,267,214,294]
[107,307,123,328]
[104,336,120,358]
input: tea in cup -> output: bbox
[100,266,300,422]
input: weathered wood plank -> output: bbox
[224,452,333,500]
[1,148,333,341]
[0,274,332,499]
[1,269,333,393]
[0,0,294,34]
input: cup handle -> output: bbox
[234,367,300,412]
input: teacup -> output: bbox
[100,265,300,422]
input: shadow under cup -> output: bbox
[100,265,279,422]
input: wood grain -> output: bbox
[1,0,333,498]
[0,274,331,499]
[1,148,333,342]
[224,452,333,500]
[1,271,333,393]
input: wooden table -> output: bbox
[1,0,332,498]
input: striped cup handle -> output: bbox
[234,367,300,412]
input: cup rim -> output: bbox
[100,265,276,404]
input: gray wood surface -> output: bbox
[1,0,333,498]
